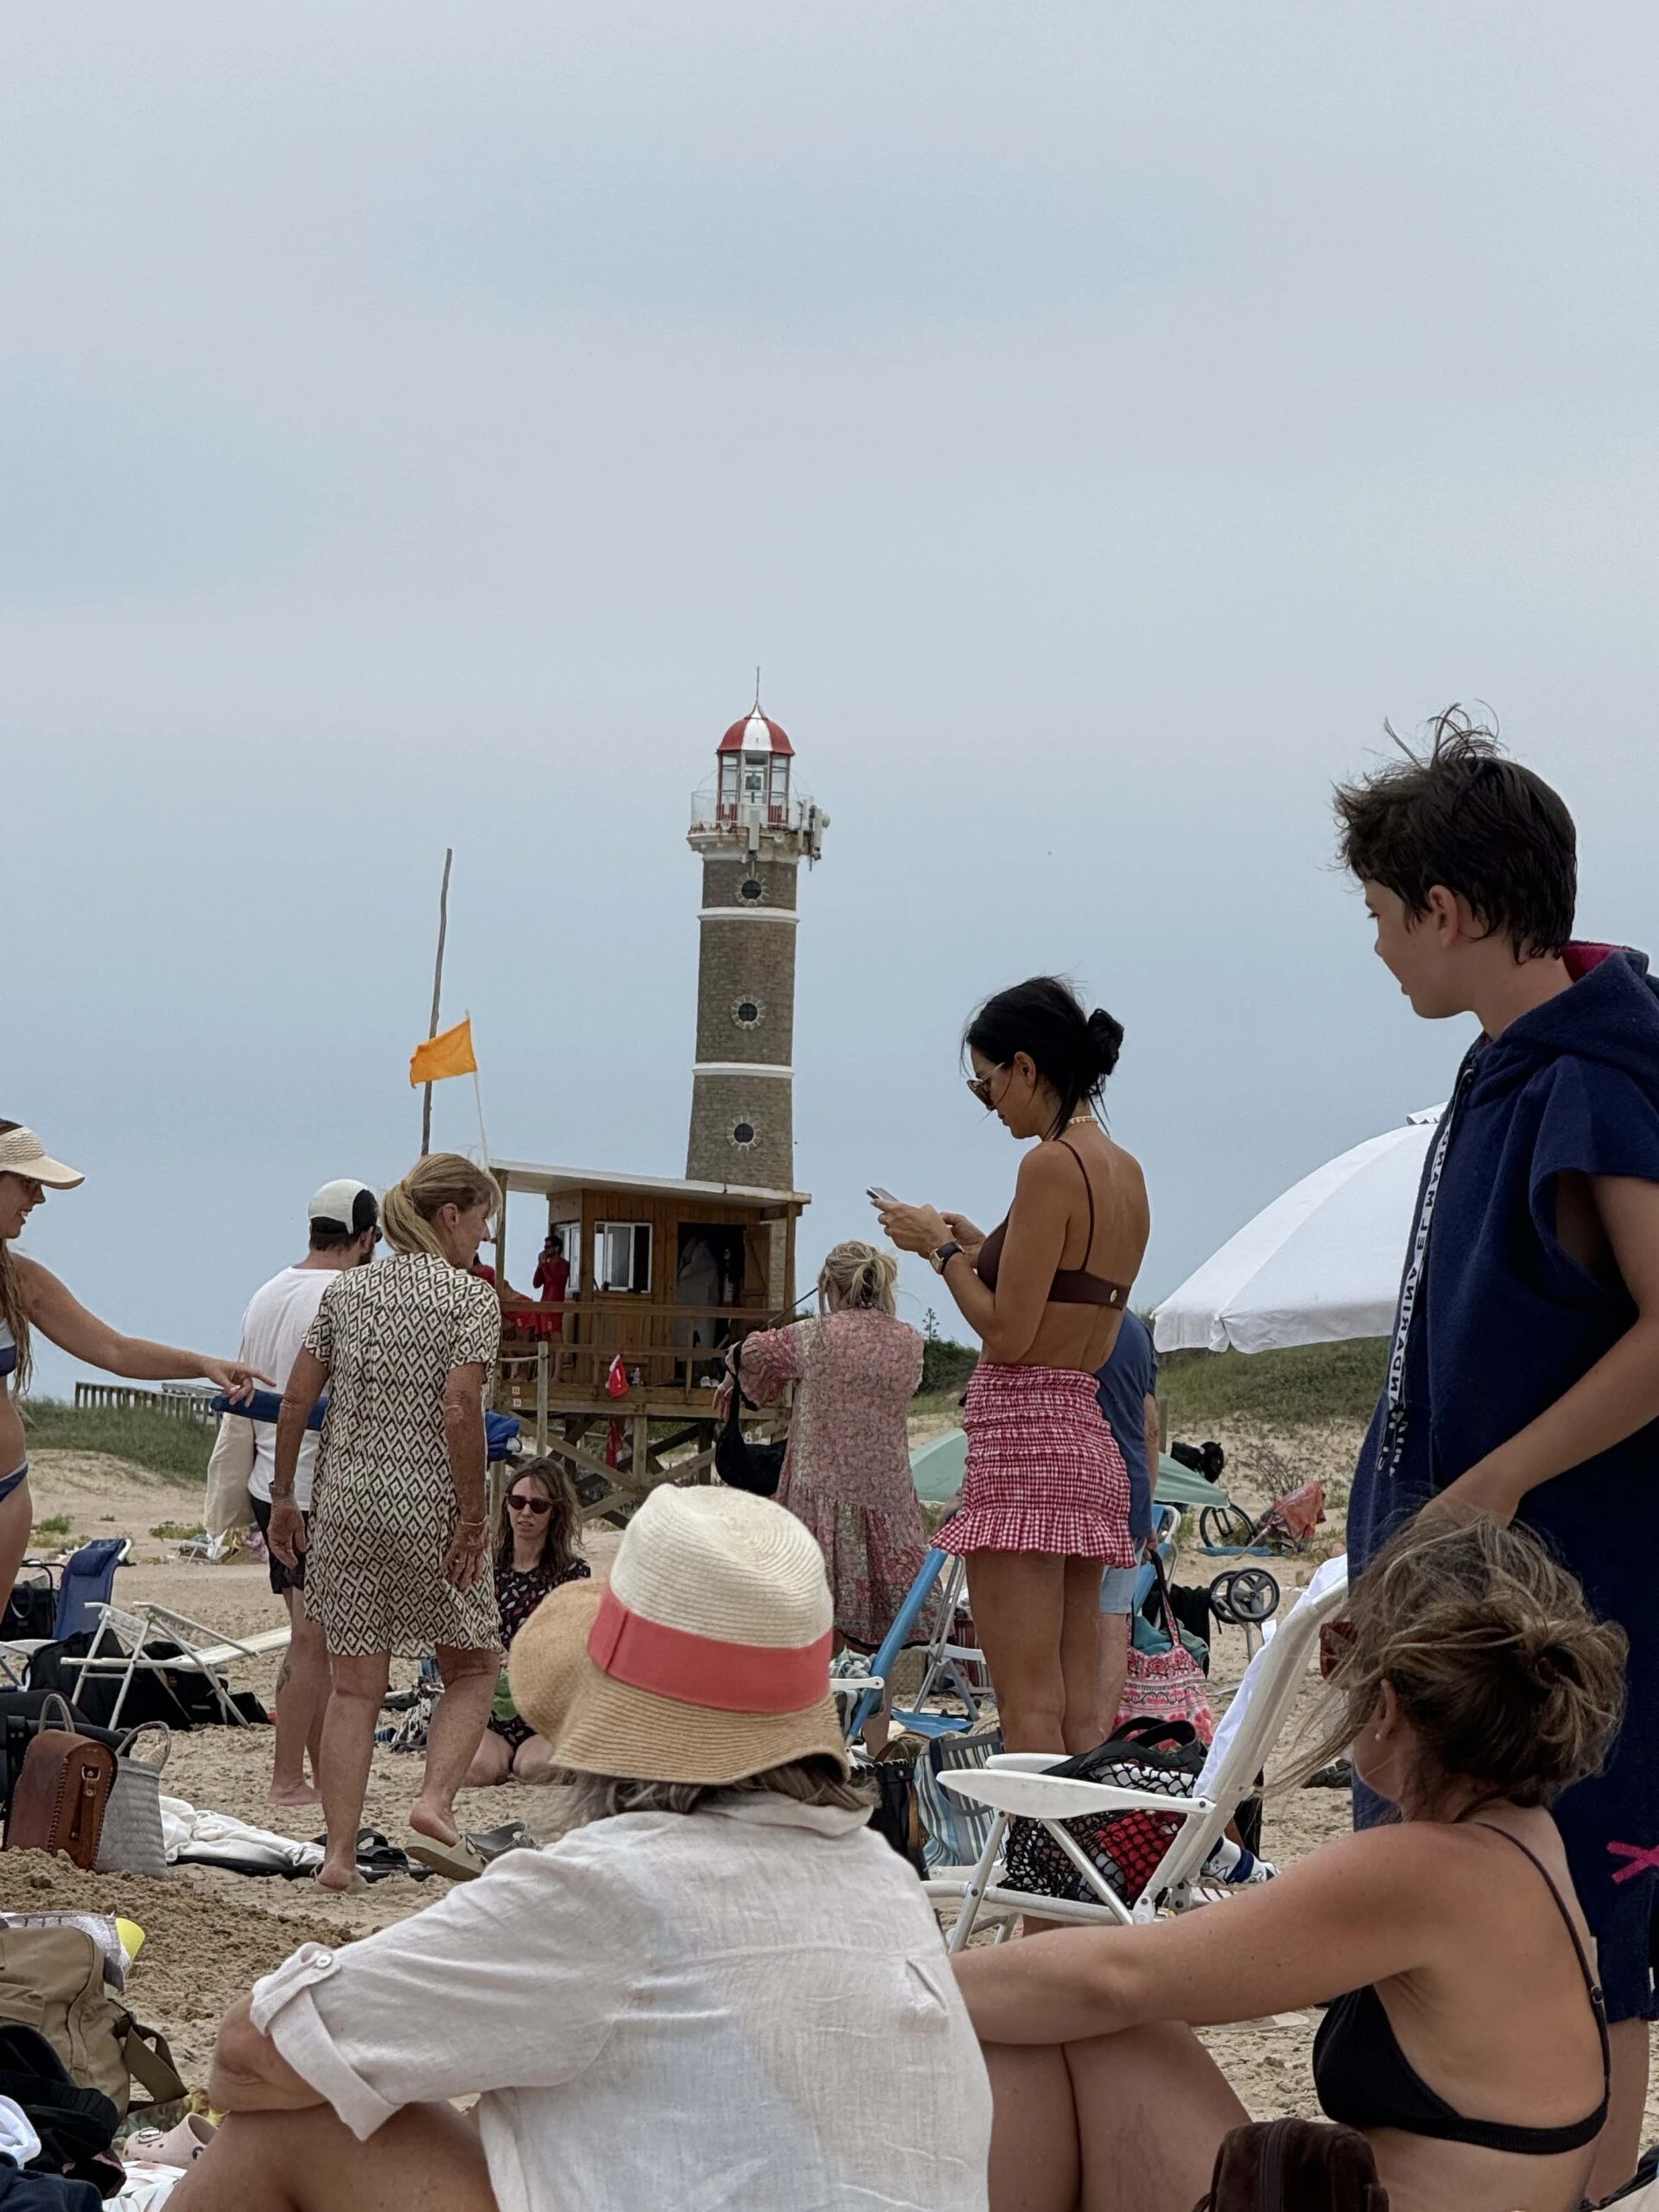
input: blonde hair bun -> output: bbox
[817,1240,899,1315]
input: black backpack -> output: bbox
[0,2021,118,2198]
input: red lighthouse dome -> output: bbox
[718,709,793,758]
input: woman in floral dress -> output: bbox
[724,1243,929,1726]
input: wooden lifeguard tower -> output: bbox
[486,1161,808,1513]
[486,694,827,1518]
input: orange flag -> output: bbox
[410,1016,477,1087]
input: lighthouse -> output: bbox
[686,701,827,1193]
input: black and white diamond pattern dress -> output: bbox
[302,1252,504,1658]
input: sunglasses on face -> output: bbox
[506,1493,552,1516]
[966,1065,1007,1109]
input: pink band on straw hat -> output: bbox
[587,1582,833,1715]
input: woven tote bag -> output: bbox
[95,1724,170,1878]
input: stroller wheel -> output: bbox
[1210,1566,1280,1624]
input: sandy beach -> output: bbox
[13,1433,1659,2139]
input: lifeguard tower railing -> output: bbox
[494,1300,791,1407]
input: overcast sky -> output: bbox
[8,4,1659,1392]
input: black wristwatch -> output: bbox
[930,1240,963,1275]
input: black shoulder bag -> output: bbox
[714,1338,786,1498]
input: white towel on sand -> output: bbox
[160,1795,322,1872]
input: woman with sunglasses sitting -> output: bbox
[465,1457,589,1787]
[878,977,1147,1757]
[953,1516,1627,2212]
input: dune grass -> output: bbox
[1157,1340,1388,1435]
[19,1399,214,1485]
[909,1335,1387,1440]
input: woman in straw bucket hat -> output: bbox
[178,1486,993,2212]
[0,1119,266,1605]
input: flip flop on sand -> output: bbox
[464,1821,536,1865]
[354,1828,431,1881]
[406,1834,489,1883]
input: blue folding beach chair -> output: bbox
[847,1548,989,1744]
[51,1539,130,1639]
[0,1536,132,1688]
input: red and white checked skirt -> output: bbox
[941,1363,1134,1564]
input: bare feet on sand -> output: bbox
[409,1798,460,1849]
[269,1782,321,1808]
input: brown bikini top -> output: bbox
[974,1139,1133,1309]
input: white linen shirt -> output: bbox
[251,1795,991,2212]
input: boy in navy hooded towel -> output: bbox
[1338,709,1659,2198]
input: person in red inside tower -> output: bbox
[531,1230,569,1338]
[878,977,1148,1758]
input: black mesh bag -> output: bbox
[1001,1717,1205,1909]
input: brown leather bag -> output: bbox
[1195,2120,1389,2211]
[3,1695,116,1871]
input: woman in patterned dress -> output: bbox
[465,1456,590,1788]
[721,1243,927,1745]
[268,1154,505,1892]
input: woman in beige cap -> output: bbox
[176,1484,993,2212]
[0,1120,265,1604]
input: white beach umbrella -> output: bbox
[1153,1107,1444,1355]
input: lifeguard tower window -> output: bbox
[594,1222,652,1294]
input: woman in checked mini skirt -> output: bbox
[879,977,1149,1754]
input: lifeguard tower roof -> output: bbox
[488,1158,809,1208]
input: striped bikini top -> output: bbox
[0,1318,16,1381]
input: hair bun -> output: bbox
[1086,1007,1124,1079]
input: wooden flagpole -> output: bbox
[420,849,454,1157]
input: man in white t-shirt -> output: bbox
[240,1180,379,1807]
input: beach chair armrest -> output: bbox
[938,1769,1217,1823]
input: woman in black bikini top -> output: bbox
[954,1515,1629,2212]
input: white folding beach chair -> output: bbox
[928,1569,1349,1952]
[66,1602,291,1729]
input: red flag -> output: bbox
[605,1355,629,1401]
[605,1419,624,1468]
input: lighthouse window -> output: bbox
[731,1122,757,1149]
[734,999,761,1027]
[740,876,765,902]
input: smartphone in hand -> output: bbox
[867,1186,899,1207]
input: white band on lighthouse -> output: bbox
[692,1063,794,1079]
[696,908,799,925]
